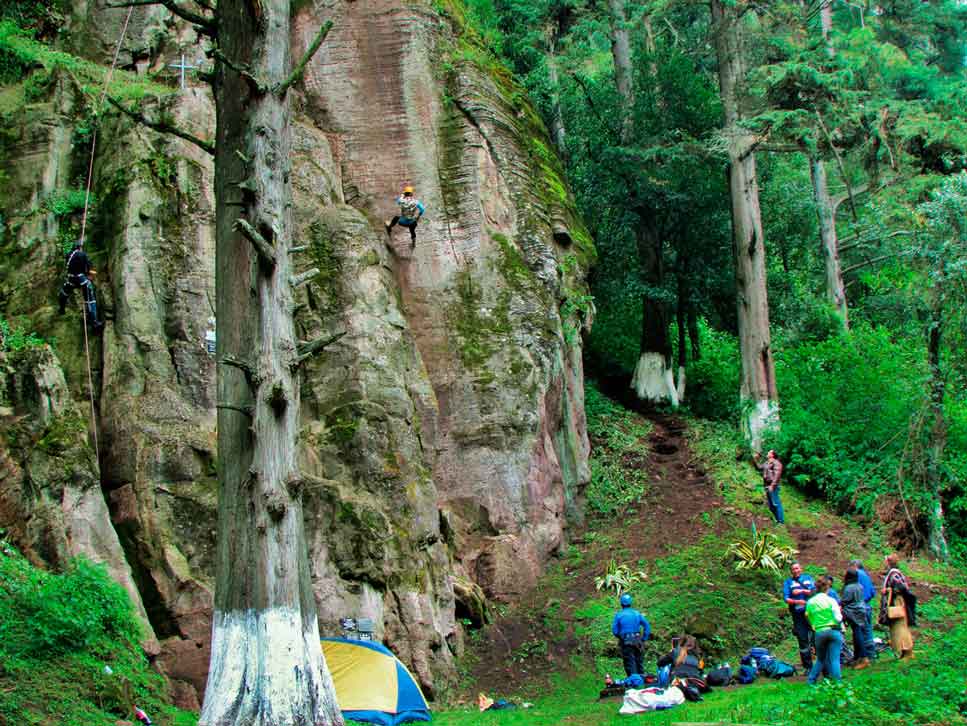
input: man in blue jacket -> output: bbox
[612,593,651,677]
[783,562,816,670]
[850,558,877,660]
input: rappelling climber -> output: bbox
[57,239,102,330]
[385,186,425,246]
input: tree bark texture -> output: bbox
[545,32,567,156]
[926,296,949,561]
[809,156,849,329]
[631,224,678,406]
[712,0,778,448]
[200,0,343,723]
[607,0,634,143]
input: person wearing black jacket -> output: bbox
[841,568,872,668]
[57,240,102,330]
[657,636,703,679]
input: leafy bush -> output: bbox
[726,523,798,572]
[43,187,90,217]
[0,543,140,658]
[685,322,741,422]
[594,559,647,596]
[0,317,45,351]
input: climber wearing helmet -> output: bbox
[611,593,651,677]
[385,186,425,246]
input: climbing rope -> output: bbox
[75,6,134,464]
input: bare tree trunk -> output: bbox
[200,1,343,723]
[676,265,687,401]
[712,0,778,449]
[820,0,834,53]
[809,155,849,330]
[546,33,567,156]
[926,295,950,561]
[607,0,634,143]
[631,223,678,406]
[687,304,700,361]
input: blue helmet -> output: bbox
[620,593,633,607]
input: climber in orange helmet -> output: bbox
[385,185,425,246]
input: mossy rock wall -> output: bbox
[0,0,594,707]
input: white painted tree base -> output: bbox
[200,608,343,726]
[631,352,679,407]
[744,399,779,453]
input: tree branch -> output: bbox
[289,245,308,253]
[105,96,214,155]
[276,20,333,96]
[105,0,214,35]
[296,331,346,365]
[290,268,320,288]
[235,218,277,268]
[816,111,856,219]
[211,48,267,94]
[843,253,903,276]
[839,229,911,254]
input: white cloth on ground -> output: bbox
[618,686,685,714]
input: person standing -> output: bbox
[849,558,877,660]
[385,186,425,246]
[756,449,785,524]
[879,553,916,659]
[783,562,816,669]
[805,577,844,685]
[841,567,872,669]
[611,593,651,677]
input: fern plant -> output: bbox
[726,523,797,572]
[594,558,647,595]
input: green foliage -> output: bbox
[584,382,651,514]
[726,523,798,572]
[0,317,45,351]
[685,322,741,422]
[0,540,195,726]
[43,187,89,217]
[593,558,646,596]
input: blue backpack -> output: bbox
[737,664,757,684]
[769,661,796,679]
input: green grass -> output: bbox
[437,596,967,726]
[0,539,198,726]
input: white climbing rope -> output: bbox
[76,5,134,463]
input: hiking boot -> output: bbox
[853,658,870,670]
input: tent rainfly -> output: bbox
[321,638,432,726]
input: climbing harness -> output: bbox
[73,5,135,462]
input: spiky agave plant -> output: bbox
[726,523,798,572]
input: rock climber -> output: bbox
[783,561,816,671]
[385,186,425,246]
[57,239,102,330]
[611,593,651,677]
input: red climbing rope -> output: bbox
[77,6,134,464]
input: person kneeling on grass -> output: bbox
[657,635,704,680]
[805,577,844,685]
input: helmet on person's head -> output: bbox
[403,186,414,194]
[74,238,84,248]
[620,593,632,607]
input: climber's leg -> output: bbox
[385,216,400,237]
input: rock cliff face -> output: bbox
[0,0,593,707]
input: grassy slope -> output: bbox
[436,387,967,726]
[0,543,197,726]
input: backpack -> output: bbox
[679,684,703,702]
[737,664,757,684]
[757,657,777,677]
[657,664,671,688]
[769,661,796,679]
[707,666,732,687]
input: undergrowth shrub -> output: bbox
[585,381,651,515]
[685,322,741,422]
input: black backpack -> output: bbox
[707,666,732,686]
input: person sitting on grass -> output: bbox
[805,576,844,685]
[657,635,704,680]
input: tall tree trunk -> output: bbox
[926,293,950,560]
[810,2,848,330]
[546,33,567,156]
[607,0,634,143]
[687,304,700,361]
[631,223,678,406]
[809,155,849,329]
[675,264,687,401]
[711,0,778,449]
[200,2,343,723]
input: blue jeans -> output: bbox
[848,614,874,659]
[808,628,843,684]
[766,487,785,524]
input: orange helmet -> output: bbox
[402,186,414,194]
